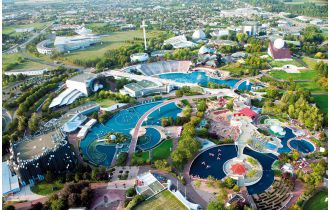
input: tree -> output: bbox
[3,205,15,210]
[233,185,240,192]
[175,90,183,97]
[291,150,300,161]
[224,177,235,189]
[154,160,171,172]
[68,193,81,207]
[51,198,66,210]
[45,170,54,183]
[206,200,226,210]
[236,32,248,43]
[28,202,43,210]
[288,204,301,210]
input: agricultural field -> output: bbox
[135,190,187,210]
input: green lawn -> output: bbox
[61,30,164,62]
[269,70,317,81]
[313,95,328,114]
[151,139,173,161]
[270,59,303,68]
[296,81,327,93]
[3,22,51,35]
[95,98,118,107]
[303,189,328,210]
[30,181,64,195]
[302,57,318,69]
[135,190,187,210]
[3,53,52,72]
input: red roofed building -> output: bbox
[234,107,258,119]
[230,163,246,176]
[268,38,292,60]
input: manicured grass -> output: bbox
[3,53,52,72]
[30,181,64,195]
[95,98,118,107]
[302,57,318,69]
[269,70,317,81]
[135,190,187,210]
[270,59,303,68]
[296,81,327,93]
[303,189,328,210]
[220,62,247,74]
[3,22,51,35]
[152,139,173,161]
[313,95,328,114]
[61,30,164,62]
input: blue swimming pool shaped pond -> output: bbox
[137,127,162,151]
[277,127,296,154]
[158,71,251,90]
[244,147,278,195]
[80,102,182,166]
[189,145,238,180]
[289,139,315,154]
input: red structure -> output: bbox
[234,108,257,119]
[268,41,292,60]
[218,97,227,107]
[230,163,246,175]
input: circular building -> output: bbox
[36,39,54,55]
[130,53,149,62]
[192,29,206,41]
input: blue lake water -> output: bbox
[244,147,277,195]
[277,127,296,154]
[158,71,251,90]
[189,145,238,179]
[137,127,162,151]
[289,139,315,154]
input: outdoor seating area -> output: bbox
[252,178,294,210]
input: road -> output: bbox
[3,22,54,54]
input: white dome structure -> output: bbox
[274,38,285,49]
[110,135,116,141]
[198,46,210,54]
[192,29,206,41]
[270,125,286,136]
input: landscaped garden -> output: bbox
[135,190,187,210]
[30,181,64,195]
[269,70,317,80]
[151,139,173,161]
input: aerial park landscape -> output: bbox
[1,0,328,210]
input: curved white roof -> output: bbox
[192,29,206,40]
[274,38,285,49]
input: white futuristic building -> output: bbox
[130,53,149,62]
[210,29,229,38]
[163,35,197,49]
[36,39,54,55]
[49,73,103,108]
[54,35,101,53]
[75,26,92,35]
[120,79,173,97]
